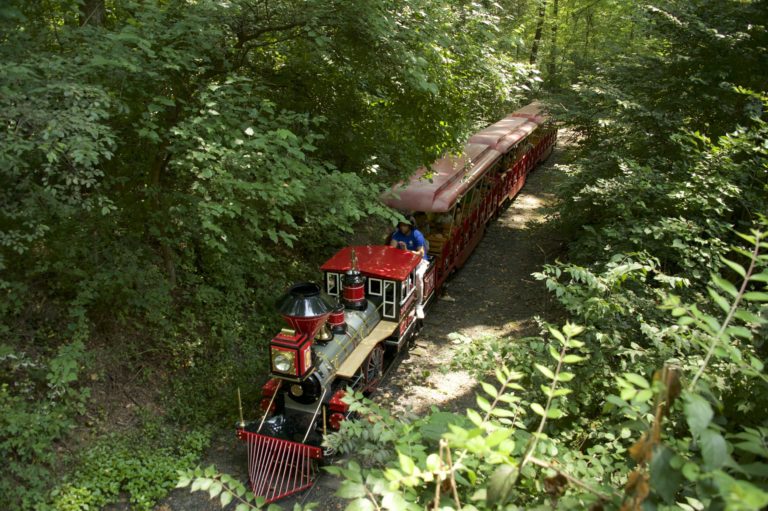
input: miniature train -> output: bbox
[235,102,557,502]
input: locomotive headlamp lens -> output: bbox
[272,351,295,373]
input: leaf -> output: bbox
[700,430,728,470]
[208,482,223,499]
[711,274,738,297]
[487,464,517,506]
[337,481,367,499]
[466,408,483,426]
[398,452,415,475]
[562,354,585,364]
[649,446,682,504]
[683,394,715,437]
[346,499,375,511]
[220,492,233,507]
[381,491,408,510]
[634,389,654,403]
[531,403,546,417]
[624,373,650,389]
[547,407,565,419]
[562,323,585,337]
[535,364,555,379]
[426,453,441,472]
[682,462,700,481]
[720,257,746,277]
[708,288,731,313]
[743,292,768,302]
[548,326,565,343]
[481,382,498,398]
[734,309,765,325]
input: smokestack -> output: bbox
[275,282,333,339]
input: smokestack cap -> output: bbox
[276,282,334,318]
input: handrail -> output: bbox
[256,379,283,434]
[302,386,328,444]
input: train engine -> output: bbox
[236,245,436,503]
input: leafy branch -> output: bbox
[688,229,765,390]
[176,466,271,511]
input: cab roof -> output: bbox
[321,245,421,281]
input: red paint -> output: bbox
[259,397,276,414]
[343,283,365,301]
[399,312,415,335]
[281,315,329,340]
[261,378,280,397]
[424,265,436,298]
[329,390,348,413]
[322,245,420,281]
[328,310,345,327]
[400,293,415,317]
[329,412,345,431]
[239,430,323,503]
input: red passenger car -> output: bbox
[382,102,556,290]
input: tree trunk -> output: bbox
[547,0,559,82]
[529,0,547,65]
[79,0,105,26]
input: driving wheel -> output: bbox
[362,344,385,393]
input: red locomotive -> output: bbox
[235,103,557,502]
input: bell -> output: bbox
[314,322,333,343]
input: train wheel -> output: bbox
[362,344,385,393]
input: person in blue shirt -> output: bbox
[390,216,429,318]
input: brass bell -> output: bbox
[314,322,333,343]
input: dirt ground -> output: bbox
[158,136,570,511]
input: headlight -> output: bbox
[272,350,295,373]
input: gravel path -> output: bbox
[158,137,569,511]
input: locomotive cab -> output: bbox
[321,245,436,335]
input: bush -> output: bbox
[0,341,89,511]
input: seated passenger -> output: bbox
[390,216,429,319]
[414,212,430,235]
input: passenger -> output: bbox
[414,212,430,235]
[389,216,429,319]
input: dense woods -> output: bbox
[2,0,767,510]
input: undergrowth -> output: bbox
[49,416,210,511]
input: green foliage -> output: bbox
[325,226,768,510]
[0,341,89,511]
[176,465,316,511]
[0,0,538,506]
[50,423,210,511]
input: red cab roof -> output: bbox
[321,245,421,281]
[381,144,502,213]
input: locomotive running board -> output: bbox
[237,429,323,503]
